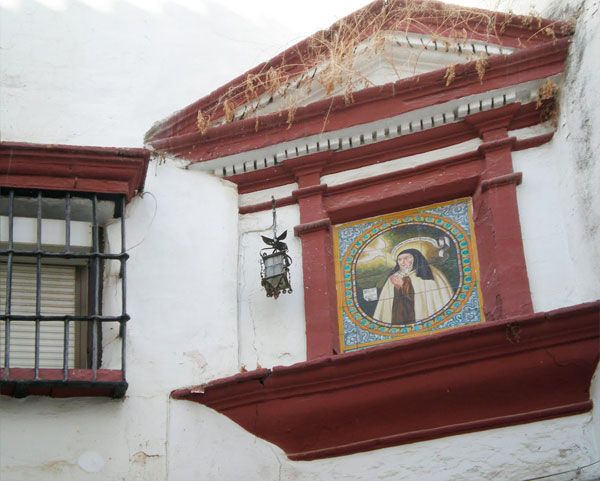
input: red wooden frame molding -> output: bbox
[0,142,150,200]
[172,301,600,461]
[146,0,571,148]
[285,103,532,358]
[0,368,127,398]
[148,39,569,163]
[234,100,553,196]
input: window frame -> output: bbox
[0,189,127,397]
[0,141,149,398]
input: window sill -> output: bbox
[0,368,127,399]
[171,301,600,460]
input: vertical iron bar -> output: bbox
[63,192,71,381]
[63,194,71,380]
[3,190,14,379]
[271,196,277,240]
[65,193,71,253]
[120,196,127,380]
[92,195,99,381]
[63,319,69,381]
[34,192,42,380]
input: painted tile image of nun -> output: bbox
[354,229,460,326]
[373,240,453,325]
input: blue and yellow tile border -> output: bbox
[333,197,485,352]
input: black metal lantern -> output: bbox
[260,197,292,298]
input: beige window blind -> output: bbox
[0,263,77,369]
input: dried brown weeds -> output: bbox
[194,0,564,135]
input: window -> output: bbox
[0,189,128,397]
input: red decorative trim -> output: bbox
[233,165,294,195]
[285,152,332,182]
[293,169,339,358]
[478,136,517,154]
[292,184,328,200]
[239,195,296,215]
[236,130,556,215]
[147,0,571,144]
[470,121,533,319]
[0,142,150,200]
[171,301,600,460]
[324,156,482,224]
[149,39,569,162]
[481,172,523,192]
[291,401,592,460]
[231,102,545,195]
[294,218,332,237]
[0,368,127,398]
[513,132,554,151]
[465,103,521,138]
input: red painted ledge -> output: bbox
[481,172,523,192]
[0,141,151,200]
[172,301,600,460]
[0,368,127,398]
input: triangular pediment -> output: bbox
[145,0,572,163]
[222,33,515,124]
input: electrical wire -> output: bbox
[521,458,600,481]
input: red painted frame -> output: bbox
[165,5,581,459]
[146,0,571,148]
[283,103,533,358]
[148,39,569,163]
[173,301,600,460]
[0,142,150,398]
[0,142,150,200]
[0,368,127,398]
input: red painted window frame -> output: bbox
[0,141,150,398]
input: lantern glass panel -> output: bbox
[264,252,285,278]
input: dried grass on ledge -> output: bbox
[195,0,570,136]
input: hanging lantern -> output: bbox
[260,197,292,298]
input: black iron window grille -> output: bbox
[0,188,128,393]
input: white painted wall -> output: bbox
[0,0,372,148]
[1,1,600,481]
[165,406,600,481]
[0,159,240,481]
[238,205,306,371]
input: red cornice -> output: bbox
[239,195,296,215]
[0,142,150,200]
[231,101,550,195]
[146,1,571,144]
[171,301,600,460]
[238,131,555,215]
[293,218,331,237]
[481,171,522,191]
[514,132,554,151]
[148,38,569,163]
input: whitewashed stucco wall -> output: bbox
[0,159,240,481]
[238,205,306,371]
[0,0,370,148]
[1,1,600,481]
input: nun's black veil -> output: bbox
[391,248,434,280]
